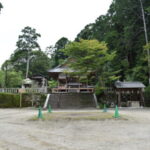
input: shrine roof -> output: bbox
[115,81,145,88]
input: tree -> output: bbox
[29,50,51,77]
[6,71,23,88]
[51,37,70,67]
[1,60,12,87]
[10,26,41,77]
[0,2,3,13]
[62,39,117,87]
[0,68,23,88]
[139,0,150,84]
[76,0,150,85]
[0,70,5,88]
[75,24,95,41]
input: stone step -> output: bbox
[48,93,96,109]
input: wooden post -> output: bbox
[20,93,22,108]
[118,91,121,107]
[140,89,145,106]
[31,94,34,107]
[18,88,25,108]
[65,74,68,92]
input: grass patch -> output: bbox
[30,111,127,121]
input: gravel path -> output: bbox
[0,108,150,150]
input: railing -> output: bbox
[24,88,47,93]
[0,88,19,94]
[0,88,47,94]
[105,87,115,93]
[52,87,94,93]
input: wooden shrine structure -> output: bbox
[22,76,47,88]
[115,81,145,107]
[48,64,94,93]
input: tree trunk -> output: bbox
[139,0,150,84]
[26,50,30,78]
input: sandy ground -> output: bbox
[0,108,150,150]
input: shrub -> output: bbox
[0,93,20,107]
[144,86,150,107]
[0,93,47,108]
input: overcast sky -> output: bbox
[0,0,112,66]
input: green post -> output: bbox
[48,104,52,113]
[114,105,120,118]
[103,104,107,112]
[38,106,43,119]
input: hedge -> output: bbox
[0,93,20,108]
[144,86,150,107]
[0,93,46,108]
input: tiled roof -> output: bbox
[115,81,145,88]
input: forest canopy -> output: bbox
[1,0,150,88]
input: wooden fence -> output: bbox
[0,88,47,94]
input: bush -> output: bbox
[0,93,47,108]
[0,93,20,107]
[144,86,150,107]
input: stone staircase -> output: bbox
[47,93,96,109]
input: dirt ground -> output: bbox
[0,108,150,150]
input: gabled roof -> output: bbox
[22,78,33,84]
[115,81,145,88]
[48,65,74,73]
[48,58,77,73]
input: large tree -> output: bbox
[62,39,117,87]
[76,0,150,85]
[0,70,5,88]
[0,2,3,13]
[29,50,51,77]
[50,37,70,67]
[10,26,41,77]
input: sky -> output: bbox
[0,0,112,66]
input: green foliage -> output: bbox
[1,26,51,80]
[16,26,41,51]
[76,0,150,84]
[144,43,150,50]
[63,40,115,71]
[0,93,20,108]
[144,86,150,106]
[0,93,46,108]
[94,84,105,96]
[48,80,58,88]
[0,68,23,88]
[147,7,150,12]
[29,50,51,76]
[62,39,117,88]
[0,2,3,12]
[6,71,23,88]
[9,26,41,77]
[50,37,70,67]
[0,70,5,87]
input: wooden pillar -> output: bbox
[20,93,22,108]
[118,90,121,107]
[140,89,145,106]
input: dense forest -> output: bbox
[0,0,150,89]
[75,0,150,85]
